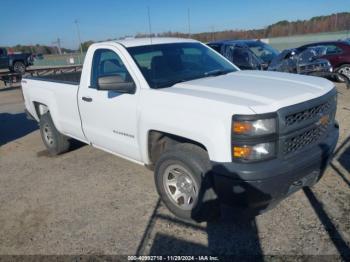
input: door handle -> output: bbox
[82,96,93,102]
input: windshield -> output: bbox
[246,42,279,63]
[298,46,327,64]
[127,42,237,89]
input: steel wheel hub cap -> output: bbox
[163,164,198,210]
[339,67,350,79]
[43,124,54,146]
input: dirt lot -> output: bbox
[0,81,349,259]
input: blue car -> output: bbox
[207,39,279,70]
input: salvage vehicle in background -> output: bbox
[207,40,279,70]
[0,47,33,74]
[22,38,339,221]
[297,41,350,82]
[268,46,333,78]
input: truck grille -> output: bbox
[283,124,329,155]
[285,99,332,127]
[280,90,336,156]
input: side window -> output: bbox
[325,45,342,55]
[208,44,221,53]
[231,47,250,67]
[91,49,133,89]
[223,45,234,62]
[0,49,4,56]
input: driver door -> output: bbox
[78,47,141,161]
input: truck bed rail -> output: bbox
[0,65,82,87]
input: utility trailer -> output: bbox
[0,65,82,88]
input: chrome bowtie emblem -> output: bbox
[318,114,330,126]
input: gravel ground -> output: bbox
[0,82,349,259]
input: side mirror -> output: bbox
[97,75,135,94]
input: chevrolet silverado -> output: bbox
[22,38,339,221]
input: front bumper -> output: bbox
[306,71,334,78]
[211,124,339,213]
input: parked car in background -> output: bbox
[297,41,350,82]
[268,46,333,78]
[0,47,33,74]
[207,40,279,70]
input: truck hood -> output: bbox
[161,70,335,114]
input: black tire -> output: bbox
[154,143,220,222]
[39,112,70,156]
[12,61,26,74]
[335,64,350,83]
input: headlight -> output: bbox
[233,142,276,161]
[232,118,276,136]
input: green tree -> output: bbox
[80,41,94,52]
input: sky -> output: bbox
[0,0,348,49]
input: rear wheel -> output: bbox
[12,61,26,74]
[335,64,350,82]
[154,143,220,222]
[39,112,70,156]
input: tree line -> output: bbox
[82,12,350,51]
[156,12,350,42]
[6,12,350,54]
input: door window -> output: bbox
[230,46,251,68]
[91,49,133,89]
[324,45,342,55]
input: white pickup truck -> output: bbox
[22,38,339,221]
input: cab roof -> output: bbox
[106,37,198,48]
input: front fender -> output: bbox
[138,108,232,164]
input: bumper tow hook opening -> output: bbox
[292,180,303,187]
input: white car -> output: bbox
[22,38,339,221]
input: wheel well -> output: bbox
[12,60,25,66]
[335,63,350,70]
[147,130,207,168]
[33,102,49,119]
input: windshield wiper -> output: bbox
[203,69,232,77]
[155,70,233,89]
[154,79,188,89]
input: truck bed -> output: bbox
[22,69,84,140]
[25,71,81,85]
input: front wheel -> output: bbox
[335,64,350,82]
[154,143,219,222]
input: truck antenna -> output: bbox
[147,6,153,44]
[74,19,84,63]
[187,8,191,38]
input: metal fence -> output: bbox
[267,30,350,51]
[33,53,85,67]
